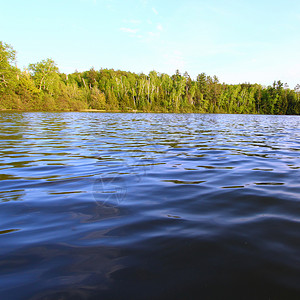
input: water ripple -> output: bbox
[0,112,300,299]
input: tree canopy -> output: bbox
[0,41,299,114]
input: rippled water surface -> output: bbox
[1,112,300,299]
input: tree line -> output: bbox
[1,41,300,114]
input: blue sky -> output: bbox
[1,0,300,87]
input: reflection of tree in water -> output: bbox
[0,112,27,153]
[90,113,206,208]
[0,113,75,204]
[0,113,28,203]
[0,190,25,203]
[0,228,20,235]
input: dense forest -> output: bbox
[1,41,300,114]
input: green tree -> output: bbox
[0,41,19,94]
[90,86,106,110]
[29,58,61,95]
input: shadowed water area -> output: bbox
[0,112,300,299]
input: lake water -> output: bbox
[0,112,300,299]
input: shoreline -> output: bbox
[0,108,293,116]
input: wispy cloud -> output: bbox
[120,27,139,34]
[146,26,162,39]
[157,24,163,31]
[148,32,159,37]
[152,7,158,15]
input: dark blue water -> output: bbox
[0,112,300,299]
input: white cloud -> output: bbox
[147,30,161,39]
[152,7,158,15]
[120,27,139,34]
[157,24,163,31]
[148,32,157,37]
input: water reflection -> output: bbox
[0,229,20,235]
